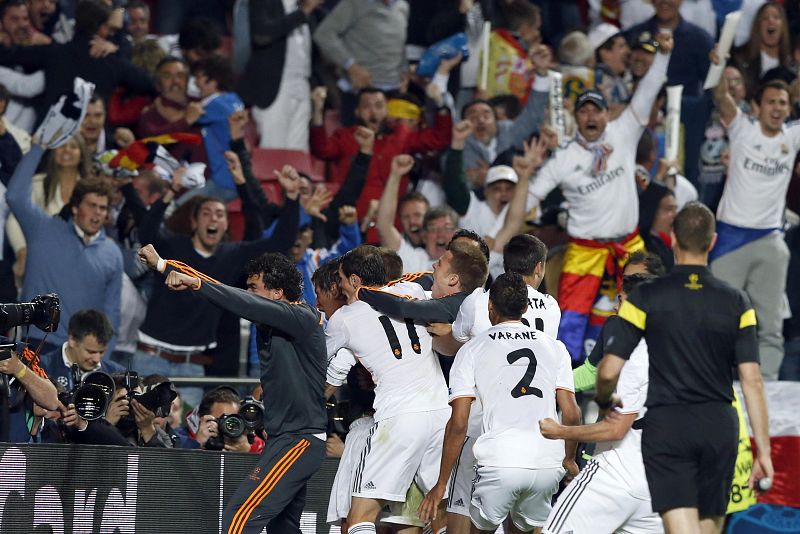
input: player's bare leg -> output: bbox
[661,507,702,534]
[699,515,724,534]
[348,497,384,533]
[447,511,472,534]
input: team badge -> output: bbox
[684,273,703,290]
[781,144,789,155]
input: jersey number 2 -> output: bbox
[378,315,422,359]
[507,348,543,398]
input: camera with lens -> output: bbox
[0,294,60,332]
[117,371,178,435]
[57,366,116,421]
[205,397,264,451]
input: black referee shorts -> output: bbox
[642,402,738,517]
[222,433,325,534]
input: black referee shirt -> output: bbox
[605,265,759,407]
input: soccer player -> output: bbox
[596,203,773,534]
[539,272,663,534]
[428,233,561,533]
[325,245,450,534]
[419,273,581,534]
[710,75,800,380]
[526,31,673,362]
[138,245,326,534]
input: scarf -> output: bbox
[575,131,613,175]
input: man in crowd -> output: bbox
[7,143,122,354]
[377,154,458,272]
[0,0,45,133]
[313,0,409,125]
[238,0,323,150]
[311,86,452,239]
[127,1,154,45]
[710,76,800,380]
[136,56,207,174]
[625,0,714,183]
[41,309,123,392]
[526,31,672,362]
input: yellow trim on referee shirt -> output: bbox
[618,300,646,330]
[739,309,757,329]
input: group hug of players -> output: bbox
[138,215,763,534]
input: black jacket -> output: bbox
[237,0,321,109]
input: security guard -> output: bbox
[595,202,773,534]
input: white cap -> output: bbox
[588,22,621,51]
[485,165,518,186]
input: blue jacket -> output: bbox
[6,145,123,348]
[196,92,245,191]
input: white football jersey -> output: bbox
[325,297,449,422]
[449,321,574,469]
[594,339,650,499]
[528,52,669,240]
[452,286,561,342]
[718,108,800,229]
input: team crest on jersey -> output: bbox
[781,143,789,154]
[684,273,703,290]
[249,466,261,481]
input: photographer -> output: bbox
[177,387,262,453]
[0,342,60,443]
[61,373,174,448]
[41,309,124,392]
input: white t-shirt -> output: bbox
[529,52,669,240]
[460,191,508,239]
[397,239,436,273]
[449,321,574,469]
[325,298,449,421]
[452,286,561,342]
[718,108,800,229]
[593,339,650,499]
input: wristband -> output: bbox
[156,258,166,273]
[14,364,27,380]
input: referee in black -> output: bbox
[139,245,326,534]
[594,202,773,534]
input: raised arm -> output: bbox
[491,137,548,252]
[713,73,738,126]
[627,33,672,127]
[505,45,552,151]
[442,120,473,215]
[0,354,59,411]
[357,287,461,324]
[6,143,49,236]
[376,154,414,251]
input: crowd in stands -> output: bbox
[0,0,797,453]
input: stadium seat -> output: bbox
[250,148,325,182]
